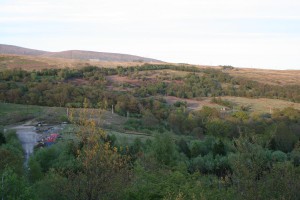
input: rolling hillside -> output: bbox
[0,44,163,63]
[0,44,46,56]
[1,44,299,86]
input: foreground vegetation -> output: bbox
[1,64,300,199]
[1,104,300,199]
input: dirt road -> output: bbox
[11,125,39,166]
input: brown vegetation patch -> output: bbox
[0,55,54,70]
[226,68,300,85]
[67,78,90,85]
[164,96,221,110]
[222,96,300,113]
[106,75,141,86]
[0,54,162,71]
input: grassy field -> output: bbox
[224,67,300,85]
[0,103,42,125]
[222,96,300,113]
[0,103,172,142]
[163,96,222,110]
[106,130,152,144]
[0,54,160,71]
[162,96,300,114]
[0,102,66,125]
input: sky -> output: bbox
[1,0,300,70]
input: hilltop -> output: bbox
[1,44,299,86]
[0,44,162,63]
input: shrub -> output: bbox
[271,150,287,162]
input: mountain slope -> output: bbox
[42,50,162,62]
[0,44,163,63]
[0,44,46,56]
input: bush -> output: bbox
[0,168,34,200]
[290,149,300,166]
[124,119,142,130]
[0,130,24,175]
[59,115,69,122]
[190,140,207,157]
[271,150,287,162]
[190,137,216,158]
[152,133,177,166]
[273,122,298,153]
[189,153,229,176]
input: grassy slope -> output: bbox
[224,67,300,85]
[162,96,300,113]
[0,54,162,70]
[0,103,149,142]
[222,96,300,113]
[0,103,66,126]
[1,54,299,86]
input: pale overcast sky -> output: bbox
[1,0,300,69]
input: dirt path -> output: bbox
[11,124,39,166]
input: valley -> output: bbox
[1,46,300,200]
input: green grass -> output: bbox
[107,130,151,144]
[0,103,43,125]
[222,97,300,113]
[0,103,198,143]
[0,103,66,126]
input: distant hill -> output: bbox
[42,50,162,62]
[0,44,46,56]
[0,44,163,63]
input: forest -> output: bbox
[1,64,300,199]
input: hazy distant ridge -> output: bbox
[0,44,46,56]
[0,44,162,63]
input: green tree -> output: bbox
[212,140,226,157]
[229,135,272,200]
[63,120,131,200]
[0,168,34,200]
[152,133,177,166]
[206,119,231,138]
[273,122,297,153]
[28,158,43,183]
[142,110,159,129]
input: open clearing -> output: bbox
[222,96,300,113]
[225,68,300,85]
[163,96,221,110]
[163,96,300,113]
[0,103,67,125]
[0,54,161,70]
